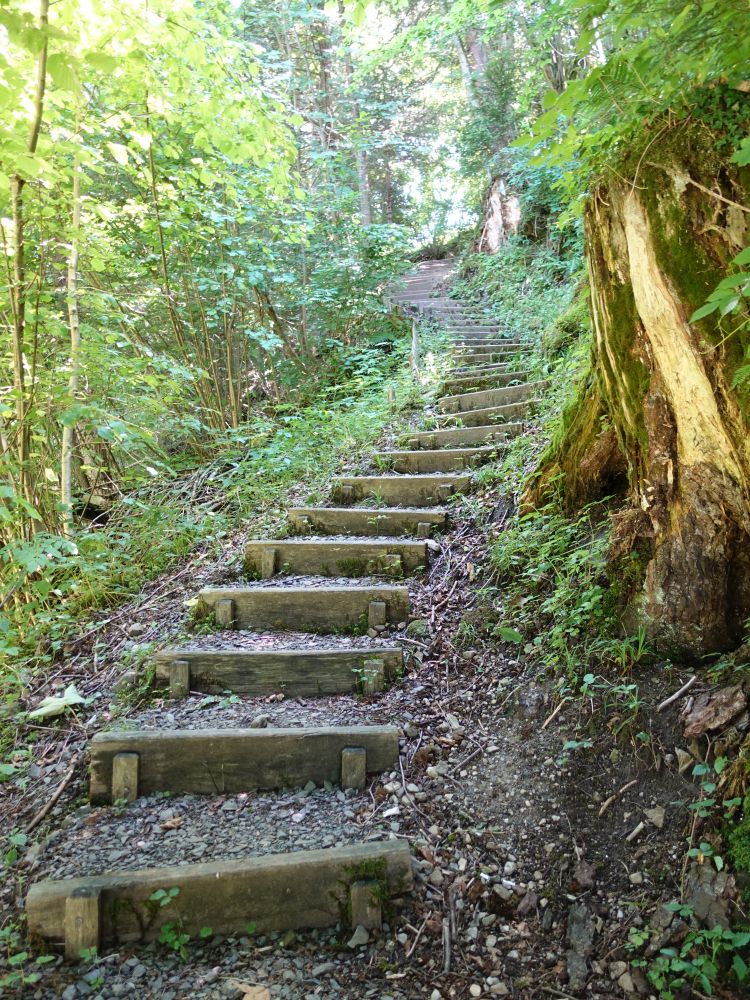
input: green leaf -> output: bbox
[47,53,78,91]
[497,626,524,643]
[690,300,720,322]
[106,142,129,167]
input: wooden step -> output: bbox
[443,325,502,333]
[155,646,404,697]
[453,338,523,348]
[438,399,537,427]
[438,380,543,414]
[399,423,523,449]
[27,840,413,950]
[244,538,428,578]
[333,473,471,507]
[454,343,523,353]
[288,506,446,538]
[451,362,516,377]
[454,351,522,365]
[442,370,530,395]
[197,584,410,632]
[89,725,401,803]
[374,446,497,474]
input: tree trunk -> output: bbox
[356,148,372,226]
[9,0,49,516]
[528,122,750,657]
[61,113,82,536]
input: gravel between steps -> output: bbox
[33,784,405,882]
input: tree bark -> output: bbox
[528,121,750,657]
[9,0,49,514]
[61,112,82,536]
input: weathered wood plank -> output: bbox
[438,380,544,415]
[244,539,427,578]
[373,446,498,474]
[438,399,538,428]
[442,371,531,395]
[89,725,401,802]
[26,841,413,945]
[333,474,471,507]
[154,647,403,696]
[197,584,410,632]
[287,506,446,537]
[398,423,522,449]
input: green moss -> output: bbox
[728,791,750,901]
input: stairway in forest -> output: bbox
[26,259,535,959]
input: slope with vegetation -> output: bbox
[2,0,750,997]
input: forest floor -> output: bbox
[2,310,740,1000]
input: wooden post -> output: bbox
[361,658,385,695]
[112,752,139,803]
[368,600,386,628]
[259,548,276,579]
[407,437,419,450]
[64,886,101,960]
[169,659,190,699]
[437,484,454,502]
[341,747,367,790]
[298,516,312,535]
[416,522,432,539]
[215,598,235,629]
[340,484,354,503]
[350,880,382,931]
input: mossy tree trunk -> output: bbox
[529,123,750,657]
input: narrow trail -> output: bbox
[19,261,540,996]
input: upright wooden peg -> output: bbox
[360,658,385,695]
[259,548,277,579]
[169,659,190,699]
[64,886,101,960]
[215,598,235,629]
[111,752,139,803]
[368,600,387,628]
[340,484,354,503]
[437,483,454,502]
[350,880,382,931]
[341,746,367,790]
[416,522,432,539]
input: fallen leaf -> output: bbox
[27,684,88,720]
[160,816,184,831]
[226,983,270,1000]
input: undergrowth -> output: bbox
[0,329,446,716]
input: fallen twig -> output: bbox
[657,675,697,713]
[541,699,567,730]
[26,749,84,833]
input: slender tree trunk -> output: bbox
[9,0,49,516]
[356,148,372,226]
[61,111,82,536]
